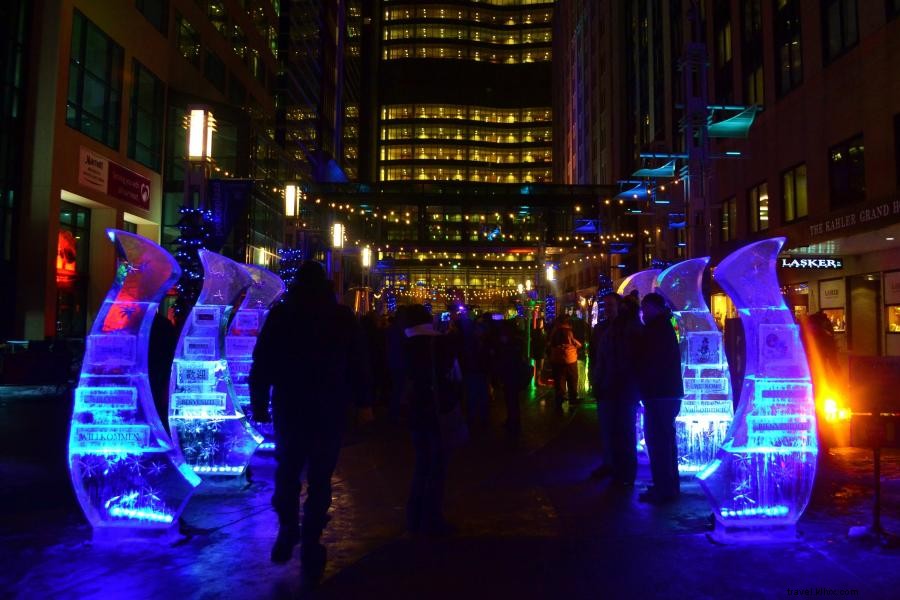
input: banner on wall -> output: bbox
[78,147,151,211]
[819,279,845,309]
[884,271,900,306]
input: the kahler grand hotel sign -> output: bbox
[808,198,900,239]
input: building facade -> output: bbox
[10,0,292,341]
[376,0,555,184]
[707,0,900,358]
[555,0,900,358]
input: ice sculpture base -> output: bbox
[708,521,799,545]
[91,521,183,545]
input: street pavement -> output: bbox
[2,388,899,599]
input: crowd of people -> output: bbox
[248,262,685,587]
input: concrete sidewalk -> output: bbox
[2,390,899,599]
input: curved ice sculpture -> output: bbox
[69,230,200,533]
[168,250,262,476]
[226,264,285,451]
[616,269,661,299]
[656,258,734,474]
[615,268,660,455]
[698,238,817,538]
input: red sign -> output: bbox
[108,161,150,210]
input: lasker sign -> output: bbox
[779,257,843,269]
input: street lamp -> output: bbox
[186,107,215,161]
[332,223,344,249]
[361,246,372,268]
[284,184,299,217]
[546,265,556,282]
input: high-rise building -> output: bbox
[376,0,555,184]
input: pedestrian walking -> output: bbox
[548,314,582,409]
[637,292,684,504]
[248,261,373,586]
[493,320,529,433]
[403,304,461,535]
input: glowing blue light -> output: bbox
[169,250,263,478]
[69,230,200,534]
[656,258,734,474]
[699,238,818,537]
[227,264,285,449]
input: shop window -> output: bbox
[176,13,200,66]
[749,181,769,232]
[66,10,124,149]
[57,202,91,338]
[821,308,846,332]
[720,196,736,242]
[829,134,865,209]
[128,60,165,171]
[783,163,808,221]
[887,306,900,333]
[822,0,858,63]
[137,0,168,36]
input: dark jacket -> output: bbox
[590,313,642,400]
[403,324,458,431]
[638,313,684,400]
[249,284,371,432]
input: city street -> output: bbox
[2,388,898,599]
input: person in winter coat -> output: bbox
[591,293,642,485]
[249,261,373,584]
[637,292,684,504]
[493,320,528,433]
[403,304,460,535]
[548,314,582,409]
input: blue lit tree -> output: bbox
[173,206,213,324]
[277,247,304,289]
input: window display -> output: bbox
[698,238,817,539]
[168,250,262,477]
[69,230,200,533]
[656,258,734,473]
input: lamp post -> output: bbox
[332,222,344,297]
[184,106,216,210]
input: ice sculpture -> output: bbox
[69,230,200,535]
[168,250,262,476]
[226,264,285,452]
[656,258,733,474]
[616,269,661,299]
[616,268,661,455]
[698,238,817,539]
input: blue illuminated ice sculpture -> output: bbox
[616,269,660,299]
[168,250,262,476]
[656,258,734,473]
[226,264,285,452]
[616,268,661,455]
[698,238,817,539]
[69,230,200,535]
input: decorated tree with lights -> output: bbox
[278,247,304,289]
[172,206,213,324]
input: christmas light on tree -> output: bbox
[277,248,304,289]
[173,206,213,323]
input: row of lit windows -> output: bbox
[382,105,551,123]
[381,146,551,164]
[384,25,551,43]
[384,5,553,25]
[380,167,551,182]
[383,45,550,62]
[381,125,551,143]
